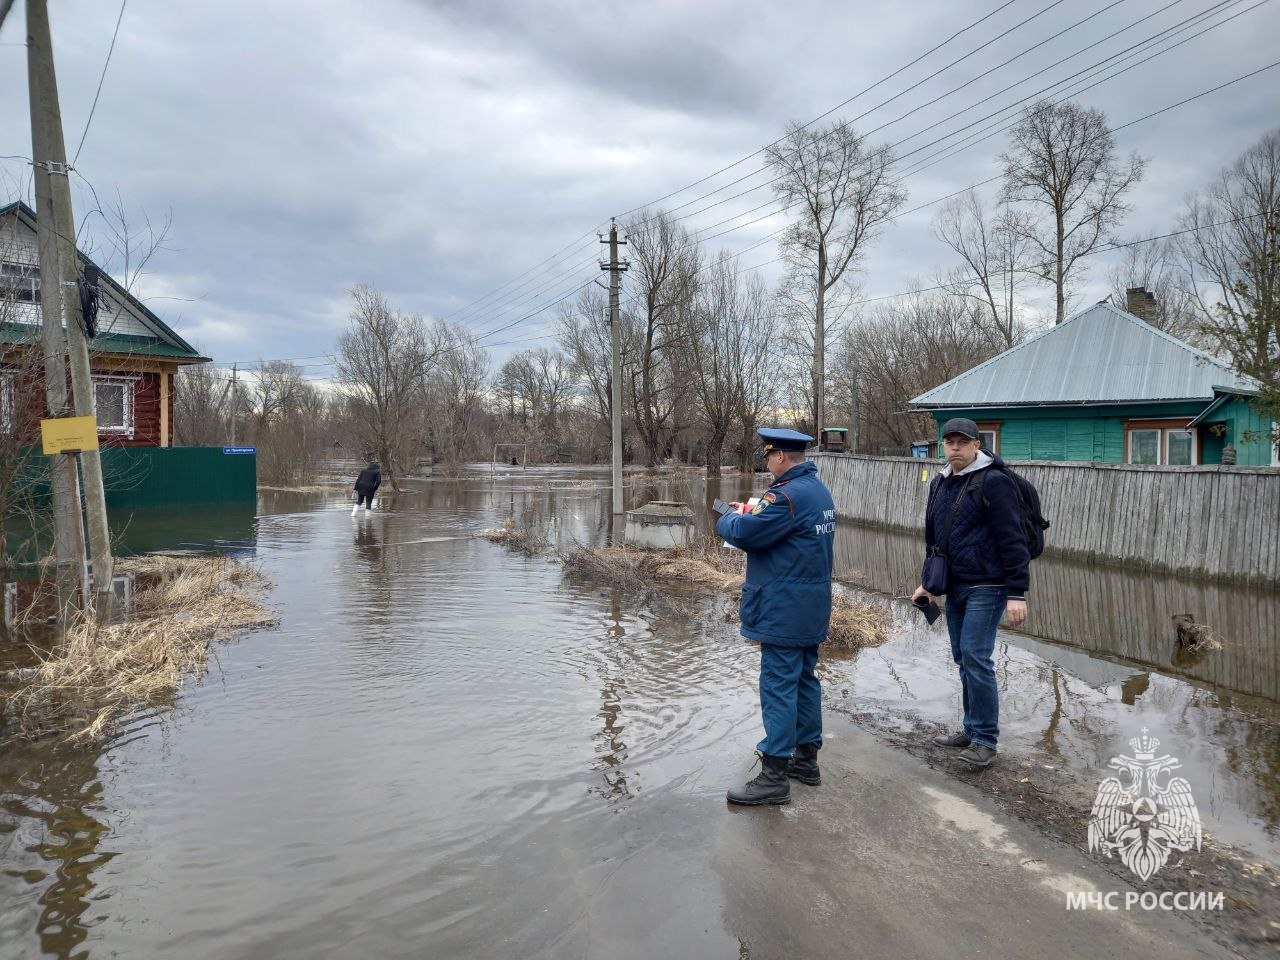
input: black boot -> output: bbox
[726,754,791,806]
[787,742,821,786]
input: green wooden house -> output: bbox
[910,301,1276,467]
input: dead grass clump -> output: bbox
[828,592,890,650]
[478,519,548,555]
[561,541,889,650]
[1,555,278,745]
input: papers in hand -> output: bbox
[723,498,760,550]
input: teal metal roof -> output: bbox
[911,303,1257,408]
[1187,386,1260,427]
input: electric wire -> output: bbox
[72,0,128,167]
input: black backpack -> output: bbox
[970,464,1050,559]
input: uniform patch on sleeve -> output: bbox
[751,492,777,515]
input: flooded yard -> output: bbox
[1,466,1277,959]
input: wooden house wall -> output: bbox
[2,212,152,338]
[1,357,172,447]
[930,402,1243,464]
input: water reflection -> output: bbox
[0,745,114,958]
[0,469,1277,958]
[835,522,1280,703]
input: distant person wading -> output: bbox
[352,461,382,516]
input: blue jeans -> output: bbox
[944,585,1007,748]
[756,643,822,758]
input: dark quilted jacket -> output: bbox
[925,455,1030,596]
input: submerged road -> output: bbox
[0,473,1268,959]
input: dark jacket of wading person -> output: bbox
[716,428,836,806]
[912,418,1030,769]
[352,463,382,514]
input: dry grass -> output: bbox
[258,482,349,494]
[560,540,889,650]
[478,518,548,555]
[0,555,278,745]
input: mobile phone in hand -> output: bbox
[711,498,734,515]
[912,596,942,625]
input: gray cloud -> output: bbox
[0,0,1276,374]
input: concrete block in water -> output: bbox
[625,500,695,550]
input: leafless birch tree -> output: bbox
[1000,100,1145,325]
[766,119,906,436]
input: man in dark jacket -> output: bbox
[352,461,382,516]
[912,418,1029,767]
[717,428,836,806]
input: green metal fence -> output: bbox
[10,446,257,509]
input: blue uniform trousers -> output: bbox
[756,643,822,758]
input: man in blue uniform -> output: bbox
[716,428,837,806]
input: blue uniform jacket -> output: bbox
[715,460,836,647]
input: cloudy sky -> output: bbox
[1,0,1276,383]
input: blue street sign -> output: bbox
[223,446,256,455]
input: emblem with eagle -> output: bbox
[1088,728,1201,881]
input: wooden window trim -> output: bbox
[975,421,1000,454]
[1124,418,1200,465]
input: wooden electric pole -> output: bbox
[28,0,114,608]
[601,220,627,521]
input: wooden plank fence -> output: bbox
[813,453,1280,587]
[833,522,1280,703]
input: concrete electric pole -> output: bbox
[28,0,115,607]
[601,220,628,521]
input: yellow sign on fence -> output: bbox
[40,415,99,455]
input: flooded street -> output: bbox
[1,466,1277,959]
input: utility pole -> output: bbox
[28,0,114,608]
[26,0,85,615]
[600,220,627,521]
[848,366,858,454]
[229,364,238,444]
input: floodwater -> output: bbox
[0,465,1277,959]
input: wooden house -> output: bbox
[1,201,208,446]
[910,298,1276,467]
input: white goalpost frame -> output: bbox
[492,442,529,477]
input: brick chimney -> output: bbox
[1125,286,1158,325]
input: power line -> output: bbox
[453,0,1037,332]
[72,0,127,167]
[615,0,1027,219]
[481,56,1279,352]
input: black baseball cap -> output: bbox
[940,417,981,440]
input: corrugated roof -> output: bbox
[910,302,1257,408]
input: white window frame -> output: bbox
[92,375,139,437]
[1127,428,1162,465]
[0,260,40,308]
[1164,428,1198,466]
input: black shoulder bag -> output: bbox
[920,475,972,595]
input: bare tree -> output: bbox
[766,119,906,436]
[932,189,1030,348]
[1178,129,1280,428]
[680,255,774,475]
[425,320,489,474]
[1001,100,1146,325]
[1105,237,1201,342]
[173,364,238,445]
[838,289,1008,454]
[239,360,324,486]
[336,284,440,490]
[620,208,699,465]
